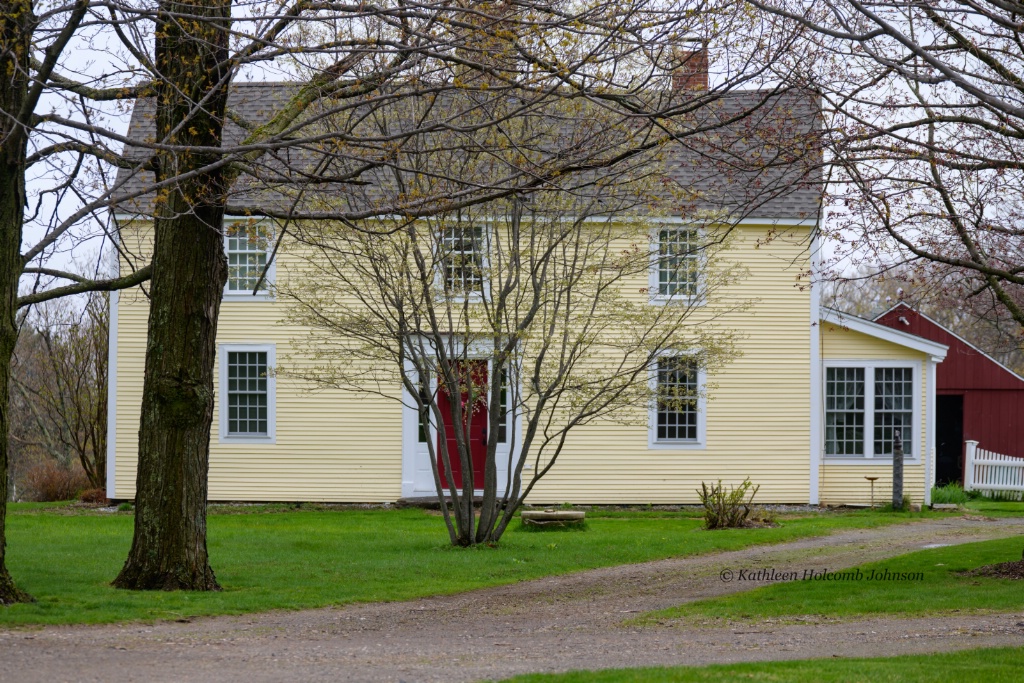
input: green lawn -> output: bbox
[2,504,918,626]
[495,647,1024,682]
[643,536,1024,626]
[966,499,1024,517]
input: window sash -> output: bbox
[824,365,915,458]
[657,229,699,297]
[226,224,270,293]
[440,226,484,294]
[825,367,865,456]
[497,366,508,444]
[227,351,268,435]
[655,356,699,441]
[873,367,913,456]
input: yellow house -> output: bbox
[107,86,948,507]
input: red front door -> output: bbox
[437,361,488,490]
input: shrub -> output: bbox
[23,460,90,502]
[697,478,760,530]
[931,483,969,506]
[117,502,133,512]
[79,488,109,505]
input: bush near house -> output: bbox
[697,479,763,529]
[22,461,90,502]
[931,482,969,505]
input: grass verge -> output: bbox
[643,536,1024,626]
[3,505,921,626]
[966,499,1024,517]
[495,646,1024,682]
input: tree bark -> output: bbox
[113,0,231,591]
[0,0,34,605]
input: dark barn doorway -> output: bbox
[935,395,964,486]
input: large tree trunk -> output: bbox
[0,0,33,605]
[113,0,231,591]
[0,317,29,605]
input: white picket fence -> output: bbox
[964,440,1024,499]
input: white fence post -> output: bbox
[964,440,978,492]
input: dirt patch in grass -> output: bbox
[967,559,1024,580]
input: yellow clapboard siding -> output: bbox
[113,221,817,503]
[818,324,933,505]
[819,464,926,507]
[112,220,931,505]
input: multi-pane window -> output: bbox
[825,367,865,456]
[657,229,699,297]
[440,226,485,294]
[874,367,913,455]
[497,366,509,444]
[655,356,700,441]
[824,365,915,457]
[226,223,270,293]
[417,378,431,443]
[227,351,269,435]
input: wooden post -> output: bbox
[964,440,978,492]
[892,429,904,510]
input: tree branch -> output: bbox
[18,265,152,308]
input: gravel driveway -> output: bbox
[3,515,1024,682]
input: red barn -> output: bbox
[875,303,1024,485]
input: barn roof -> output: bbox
[874,303,1024,390]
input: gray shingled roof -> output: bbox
[113,84,821,221]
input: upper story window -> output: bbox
[219,344,276,443]
[225,222,273,296]
[649,353,706,449]
[651,227,700,301]
[440,226,485,296]
[825,364,915,458]
[651,228,701,303]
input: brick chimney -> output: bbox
[672,41,708,91]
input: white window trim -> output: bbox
[223,219,276,302]
[648,226,706,306]
[822,359,922,464]
[218,343,277,444]
[434,224,491,303]
[648,351,708,450]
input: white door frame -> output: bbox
[400,336,520,498]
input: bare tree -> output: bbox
[282,165,744,546]
[0,0,159,604]
[12,292,108,491]
[749,1,1024,337]
[272,64,820,545]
